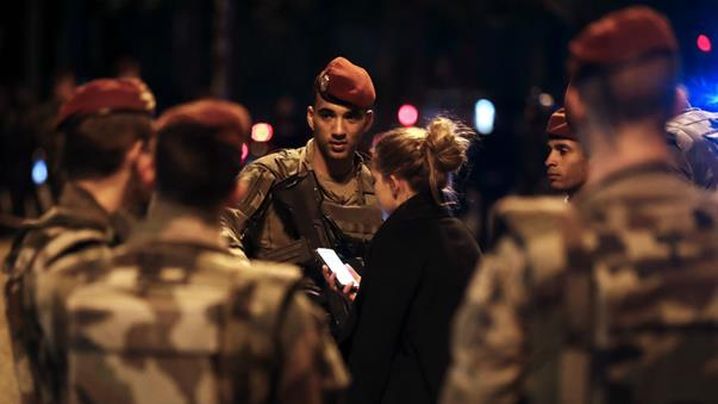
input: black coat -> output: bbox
[344,192,481,404]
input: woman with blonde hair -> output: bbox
[339,117,481,404]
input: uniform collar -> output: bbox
[59,183,111,222]
[129,196,226,250]
[573,161,678,208]
[52,183,118,234]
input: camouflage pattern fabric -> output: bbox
[442,164,718,404]
[0,239,21,404]
[38,198,349,404]
[3,184,119,404]
[666,108,718,190]
[221,138,380,259]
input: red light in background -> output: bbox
[697,34,712,53]
[397,104,419,127]
[251,123,274,142]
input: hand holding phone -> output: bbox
[316,248,359,287]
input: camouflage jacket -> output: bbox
[666,108,718,190]
[442,163,718,404]
[3,184,123,404]
[221,138,381,261]
[38,198,349,404]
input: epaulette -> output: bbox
[247,147,310,182]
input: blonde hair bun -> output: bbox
[372,116,475,205]
[424,117,473,174]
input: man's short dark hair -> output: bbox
[61,112,152,180]
[155,123,242,208]
[574,52,678,129]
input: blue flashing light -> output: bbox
[474,99,496,135]
[32,159,48,185]
[684,77,718,109]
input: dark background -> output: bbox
[2,0,717,242]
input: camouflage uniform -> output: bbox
[442,163,718,404]
[3,184,127,403]
[222,139,381,334]
[666,108,718,190]
[38,198,349,404]
[222,138,380,260]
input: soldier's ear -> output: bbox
[124,141,143,167]
[306,106,315,131]
[136,142,156,190]
[362,110,375,133]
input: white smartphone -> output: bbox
[316,248,358,287]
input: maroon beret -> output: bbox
[57,78,155,128]
[569,6,678,75]
[546,107,577,141]
[156,99,252,147]
[315,57,376,109]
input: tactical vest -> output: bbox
[259,171,380,265]
[62,242,302,404]
[237,145,382,337]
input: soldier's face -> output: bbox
[307,96,373,161]
[545,139,588,192]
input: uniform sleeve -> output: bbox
[277,292,349,404]
[441,237,531,404]
[221,163,278,257]
[0,272,22,404]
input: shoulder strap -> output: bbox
[228,149,311,258]
[272,171,330,248]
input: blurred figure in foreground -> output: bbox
[443,6,718,404]
[37,99,349,403]
[3,78,156,403]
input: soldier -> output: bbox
[222,57,382,332]
[37,99,348,404]
[442,6,718,404]
[2,78,156,403]
[545,107,588,201]
[665,86,718,190]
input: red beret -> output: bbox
[156,99,252,146]
[569,6,678,75]
[315,57,376,109]
[57,78,155,128]
[546,107,577,141]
